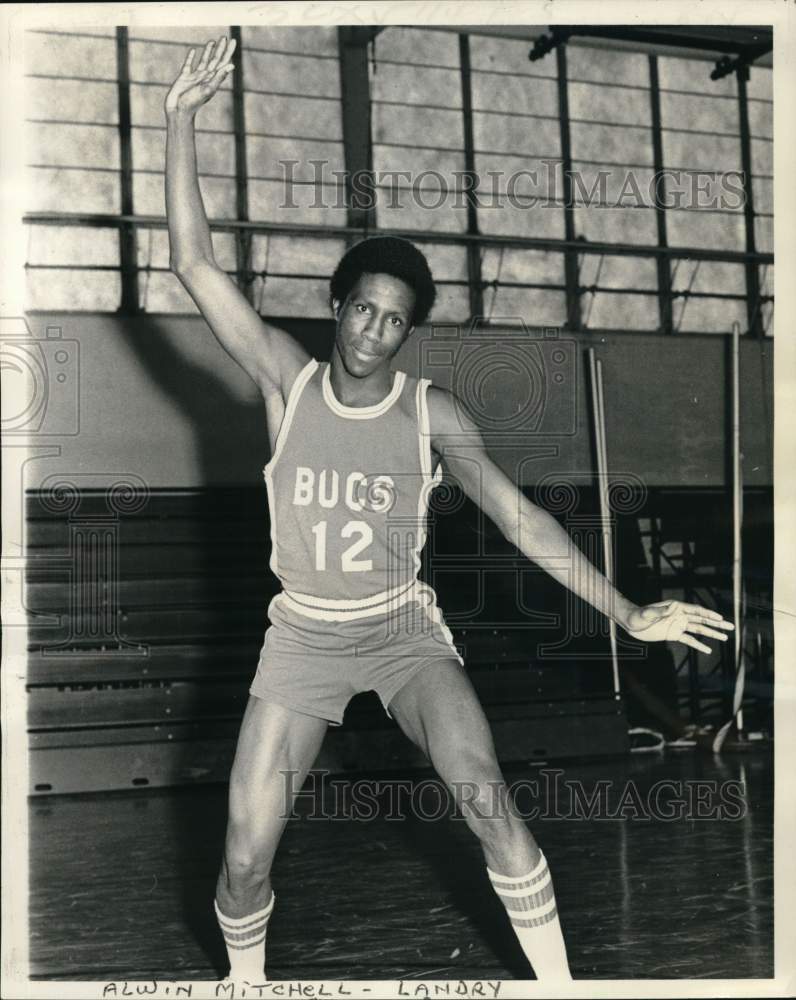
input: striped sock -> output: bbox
[214,893,275,983]
[487,852,572,981]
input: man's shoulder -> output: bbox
[425,384,480,438]
[425,382,455,408]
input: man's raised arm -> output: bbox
[164,37,309,396]
[428,386,734,653]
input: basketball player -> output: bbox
[165,38,734,983]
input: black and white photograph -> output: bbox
[1,2,794,997]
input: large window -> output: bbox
[23,25,773,335]
[370,28,471,322]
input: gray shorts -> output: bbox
[249,583,463,725]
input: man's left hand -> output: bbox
[621,600,734,654]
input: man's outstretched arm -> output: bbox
[428,386,734,652]
[165,37,309,397]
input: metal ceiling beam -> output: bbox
[422,23,773,68]
[539,24,772,55]
[339,26,384,47]
[529,25,773,76]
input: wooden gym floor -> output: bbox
[28,749,773,982]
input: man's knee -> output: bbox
[434,745,527,841]
[223,818,274,885]
[432,743,504,819]
[454,774,511,826]
[224,780,283,882]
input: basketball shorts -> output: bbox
[249,582,464,725]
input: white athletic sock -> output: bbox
[214,893,275,983]
[487,852,572,981]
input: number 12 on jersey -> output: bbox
[311,520,374,572]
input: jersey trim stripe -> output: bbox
[264,358,319,475]
[279,579,419,621]
[412,378,443,578]
[416,582,464,665]
[417,377,444,486]
[284,578,417,611]
[276,581,466,644]
[321,363,406,419]
[263,358,319,579]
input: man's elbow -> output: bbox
[492,499,540,550]
[170,254,215,282]
[493,510,520,547]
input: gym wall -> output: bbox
[21,311,772,489]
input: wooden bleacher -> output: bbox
[25,484,643,794]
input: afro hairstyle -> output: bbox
[329,236,436,327]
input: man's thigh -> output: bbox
[386,658,502,785]
[228,694,328,825]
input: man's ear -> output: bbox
[332,298,341,319]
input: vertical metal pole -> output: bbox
[736,68,762,338]
[589,350,620,697]
[338,27,377,237]
[648,55,673,334]
[712,320,747,752]
[116,27,139,314]
[230,26,254,304]
[683,539,700,722]
[651,514,663,598]
[556,44,581,331]
[731,321,745,730]
[459,34,484,319]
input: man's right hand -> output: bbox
[164,36,236,116]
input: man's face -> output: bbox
[332,272,416,377]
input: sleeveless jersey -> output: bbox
[263,359,442,620]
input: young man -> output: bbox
[165,38,734,984]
